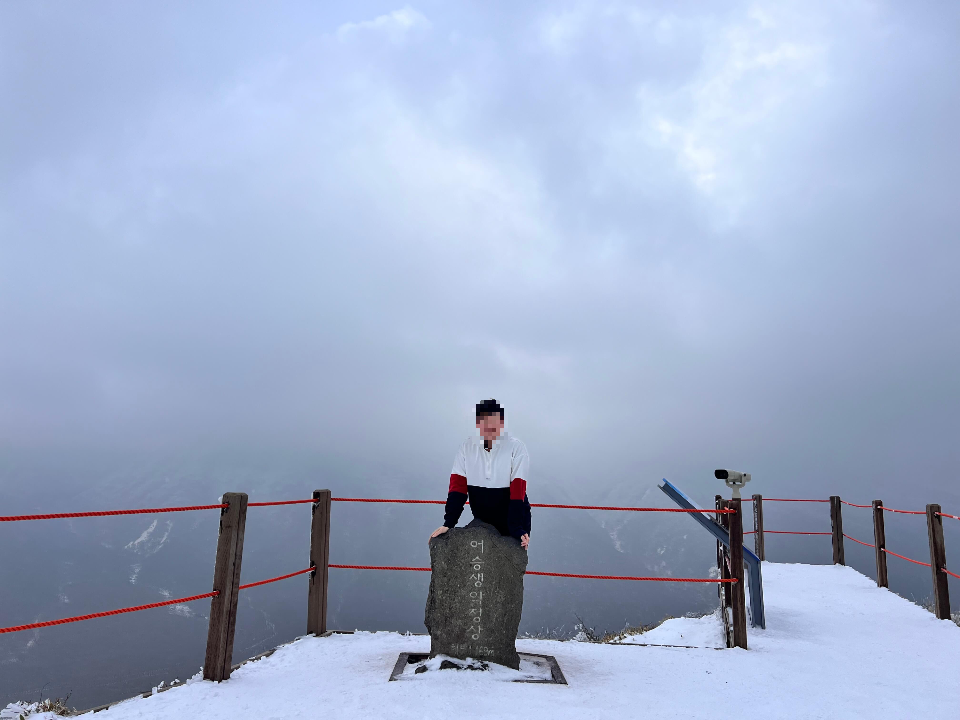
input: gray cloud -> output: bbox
[1,0,958,508]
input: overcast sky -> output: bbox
[1,0,958,506]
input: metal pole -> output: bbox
[716,496,731,646]
[752,493,765,561]
[729,498,747,649]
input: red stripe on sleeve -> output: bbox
[449,474,468,494]
[510,477,526,500]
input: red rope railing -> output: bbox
[331,564,430,572]
[883,548,931,568]
[759,530,831,536]
[531,503,735,513]
[4,494,955,524]
[843,533,875,549]
[0,566,318,635]
[0,504,228,523]
[334,498,444,505]
[0,591,219,635]
[525,571,735,583]
[248,500,317,507]
[239,567,315,590]
[837,502,958,516]
[332,498,734,513]
[762,498,830,503]
[5,490,952,638]
[839,503,960,517]
[330,564,735,583]
[762,497,960,517]
[7,496,952,523]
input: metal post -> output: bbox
[872,500,888,588]
[830,496,845,566]
[715,496,731,646]
[307,489,332,635]
[716,497,731,603]
[926,504,951,620]
[204,492,248,681]
[659,479,765,629]
[752,493,765,561]
[729,498,747,649]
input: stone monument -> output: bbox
[425,519,528,669]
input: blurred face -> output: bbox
[476,413,504,442]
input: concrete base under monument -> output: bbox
[388,651,567,684]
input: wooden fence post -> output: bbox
[926,504,951,621]
[830,496,845,566]
[728,498,748,649]
[715,496,731,647]
[752,493,765,561]
[716,496,731,604]
[872,500,888,588]
[307,489,332,636]
[204,492,248,682]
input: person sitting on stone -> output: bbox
[429,399,531,549]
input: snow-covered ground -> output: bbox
[8,563,960,719]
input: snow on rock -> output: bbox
[42,563,960,719]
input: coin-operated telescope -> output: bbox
[715,469,751,499]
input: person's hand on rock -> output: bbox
[429,526,449,545]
